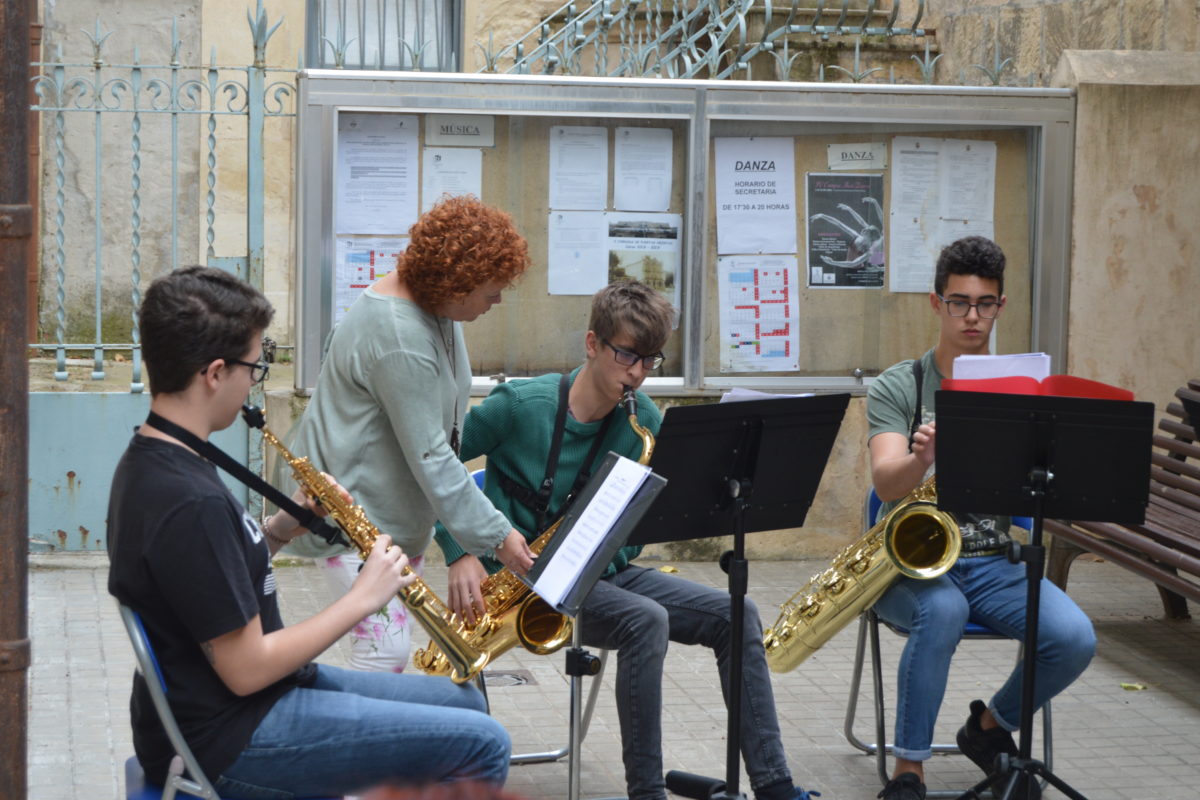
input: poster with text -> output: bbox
[548,211,608,295]
[717,255,800,373]
[549,126,608,210]
[336,113,419,234]
[888,136,996,293]
[806,172,885,288]
[607,212,682,310]
[421,148,483,212]
[614,127,673,212]
[714,137,797,255]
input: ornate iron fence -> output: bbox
[475,0,932,80]
[29,0,295,390]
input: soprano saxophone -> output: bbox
[413,384,655,677]
[245,405,490,684]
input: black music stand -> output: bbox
[526,451,668,800]
[935,389,1155,800]
[628,393,849,800]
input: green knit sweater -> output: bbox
[434,367,661,577]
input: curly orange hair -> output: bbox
[397,195,530,311]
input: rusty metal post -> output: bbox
[0,0,32,794]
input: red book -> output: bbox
[941,374,1133,402]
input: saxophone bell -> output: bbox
[762,476,960,673]
[416,382,658,677]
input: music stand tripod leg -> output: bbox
[565,614,604,800]
[957,470,1088,800]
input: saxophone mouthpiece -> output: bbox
[241,403,266,430]
[622,384,637,417]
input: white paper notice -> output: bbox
[336,113,419,234]
[532,456,651,608]
[889,136,997,293]
[717,255,800,372]
[953,353,1051,381]
[889,136,942,293]
[940,140,996,223]
[548,211,608,295]
[549,126,608,210]
[614,127,673,212]
[714,137,797,255]
[607,212,682,309]
[421,148,483,213]
[334,236,407,324]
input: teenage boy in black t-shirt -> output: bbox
[107,266,510,797]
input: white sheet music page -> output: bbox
[952,353,1051,381]
[532,456,651,608]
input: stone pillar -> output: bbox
[1052,50,1200,408]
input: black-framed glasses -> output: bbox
[936,295,1004,319]
[603,339,664,370]
[225,357,270,385]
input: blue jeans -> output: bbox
[579,565,793,800]
[872,554,1096,761]
[213,665,510,799]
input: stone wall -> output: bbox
[928,0,1200,87]
[1052,49,1200,411]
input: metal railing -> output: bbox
[476,0,929,79]
[29,1,295,390]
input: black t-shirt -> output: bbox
[107,434,316,784]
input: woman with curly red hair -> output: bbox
[281,195,535,672]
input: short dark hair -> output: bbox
[397,195,530,311]
[589,279,675,355]
[139,266,274,395]
[933,236,1006,296]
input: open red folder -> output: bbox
[941,374,1133,402]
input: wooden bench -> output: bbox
[1046,379,1200,619]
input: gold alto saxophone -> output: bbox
[252,408,490,684]
[762,476,960,672]
[412,384,655,677]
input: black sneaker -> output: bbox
[956,699,1040,799]
[877,772,925,800]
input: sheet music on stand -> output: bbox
[526,451,667,617]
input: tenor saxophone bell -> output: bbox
[415,384,657,676]
[762,476,960,673]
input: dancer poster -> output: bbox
[805,173,885,288]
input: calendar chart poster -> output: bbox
[334,236,407,324]
[717,255,800,373]
[806,172,885,288]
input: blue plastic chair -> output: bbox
[843,489,1052,796]
[118,604,339,800]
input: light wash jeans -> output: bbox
[872,554,1096,761]
[579,565,793,800]
[213,664,510,799]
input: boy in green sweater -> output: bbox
[435,279,817,800]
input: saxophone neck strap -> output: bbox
[143,410,347,547]
[497,373,615,534]
[909,358,924,450]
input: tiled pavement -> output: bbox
[27,553,1200,799]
